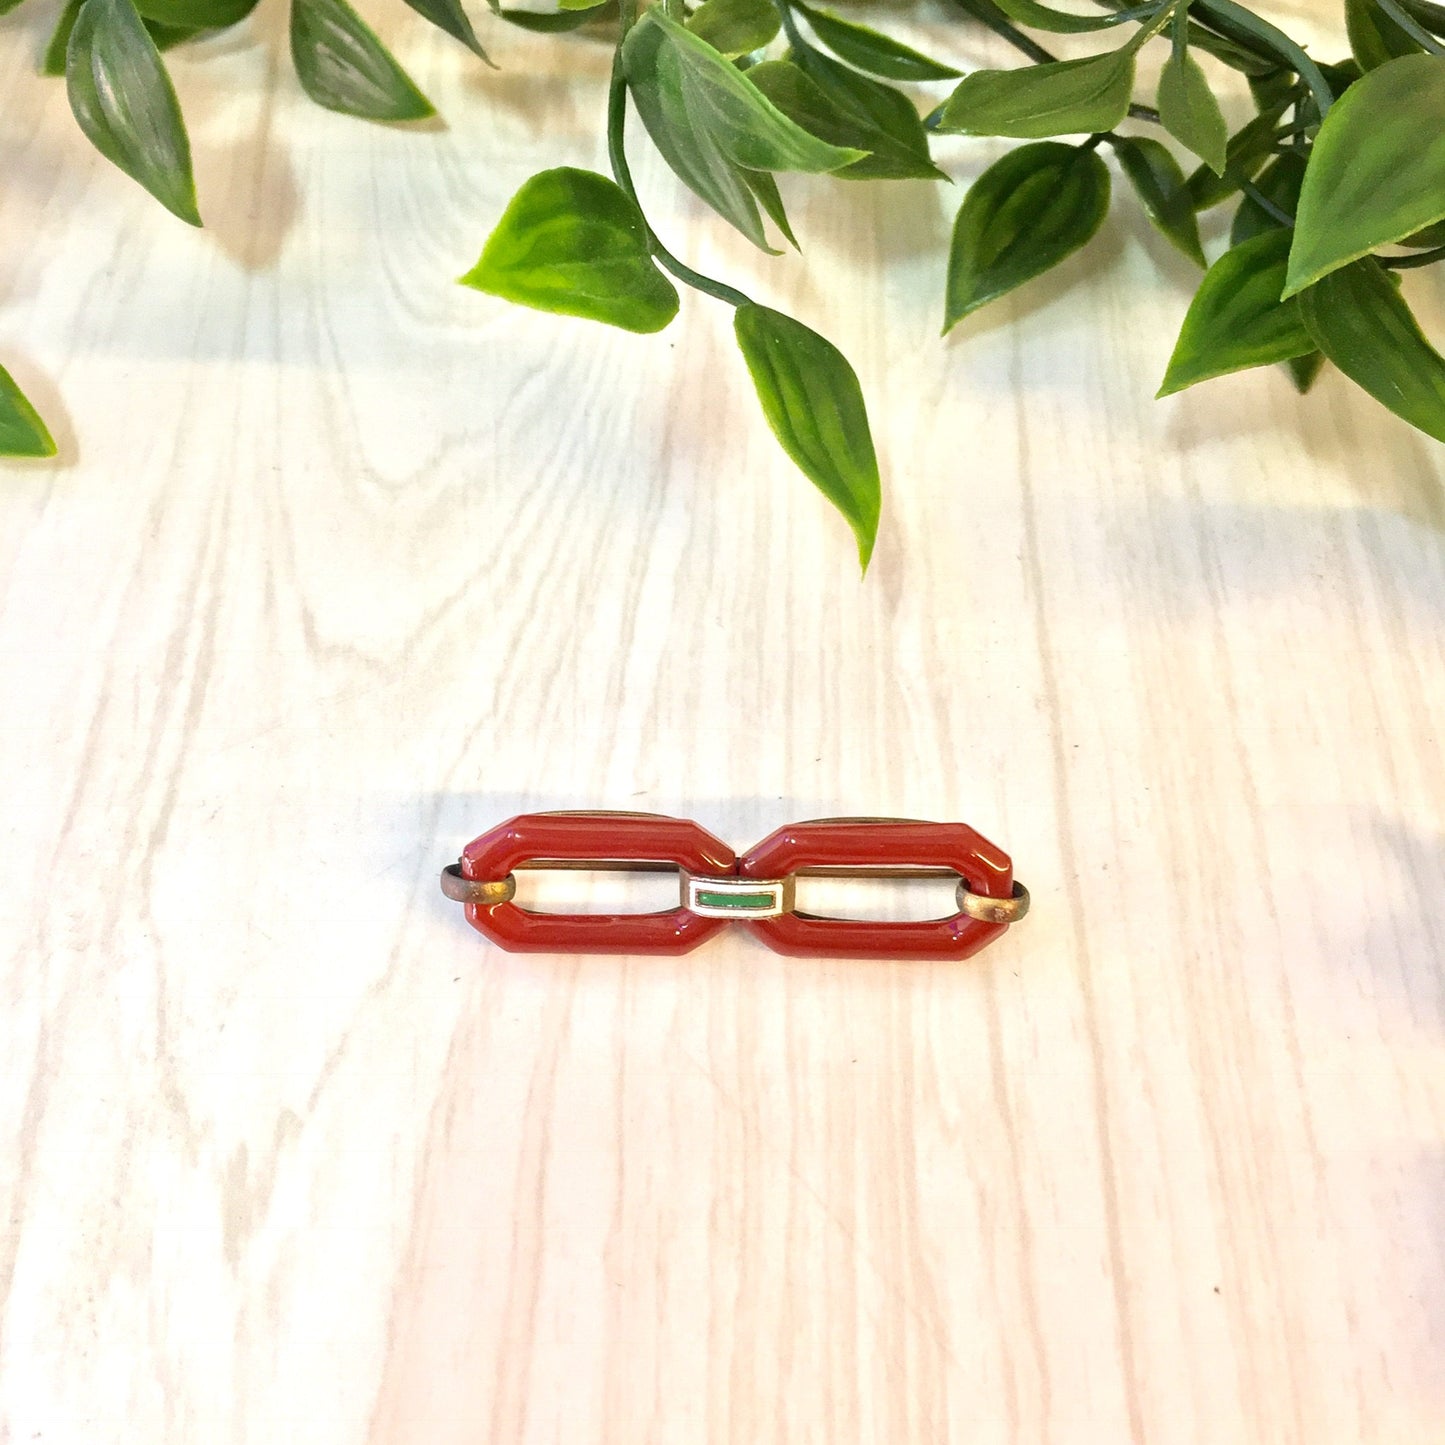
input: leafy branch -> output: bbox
[3,0,1445,567]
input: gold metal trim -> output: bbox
[440,864,517,906]
[956,880,1030,924]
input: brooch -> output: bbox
[441,812,1027,959]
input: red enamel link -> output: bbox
[739,818,1014,960]
[459,811,736,955]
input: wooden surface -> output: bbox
[3,3,1444,1440]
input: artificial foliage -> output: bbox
[2,0,1444,565]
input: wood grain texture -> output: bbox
[2,2,1443,1440]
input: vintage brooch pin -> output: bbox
[441,812,1028,959]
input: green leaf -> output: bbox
[1318,57,1365,97]
[66,0,200,224]
[46,0,210,75]
[1192,0,1334,116]
[1185,103,1285,210]
[794,0,960,80]
[401,0,492,61]
[459,168,679,333]
[988,0,1154,34]
[1348,0,1429,67]
[624,12,863,172]
[0,366,57,459]
[622,10,864,248]
[496,3,602,25]
[1158,229,1314,394]
[43,0,84,75]
[1285,54,1445,296]
[1157,49,1227,173]
[1287,351,1326,393]
[1185,20,1279,75]
[1229,151,1303,244]
[1298,257,1445,441]
[290,0,434,121]
[944,140,1110,330]
[134,0,256,28]
[0,0,27,14]
[1112,135,1204,265]
[937,47,1135,138]
[686,0,778,56]
[748,54,945,181]
[1403,217,1445,246]
[1247,67,1296,109]
[1404,0,1445,36]
[740,167,798,247]
[495,4,607,27]
[146,18,208,45]
[733,304,881,570]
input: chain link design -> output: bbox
[442,812,1027,958]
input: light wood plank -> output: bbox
[2,2,1443,1440]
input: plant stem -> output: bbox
[1193,0,1333,117]
[1380,243,1445,271]
[946,0,1057,64]
[773,0,809,50]
[606,59,753,308]
[1376,0,1445,50]
[1402,0,1445,36]
[1237,178,1294,227]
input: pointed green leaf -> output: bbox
[741,167,798,247]
[66,0,200,224]
[1157,49,1227,173]
[290,0,434,121]
[1346,0,1422,69]
[401,0,492,61]
[748,54,945,181]
[495,3,608,27]
[1403,217,1445,246]
[1192,0,1334,116]
[145,18,209,46]
[1298,257,1445,442]
[460,168,679,333]
[733,304,881,570]
[1318,57,1365,100]
[1185,103,1286,210]
[57,2,209,50]
[1285,55,1445,296]
[1158,229,1314,395]
[686,0,778,56]
[623,12,864,172]
[43,0,84,75]
[944,141,1110,330]
[1287,352,1326,393]
[1185,19,1279,75]
[1405,0,1445,36]
[0,367,57,459]
[795,1,959,80]
[1112,135,1205,266]
[988,0,1155,34]
[938,48,1135,138]
[134,0,256,28]
[622,10,864,248]
[1229,151,1303,244]
[1247,67,1296,108]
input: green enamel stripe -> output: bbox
[696,889,776,910]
